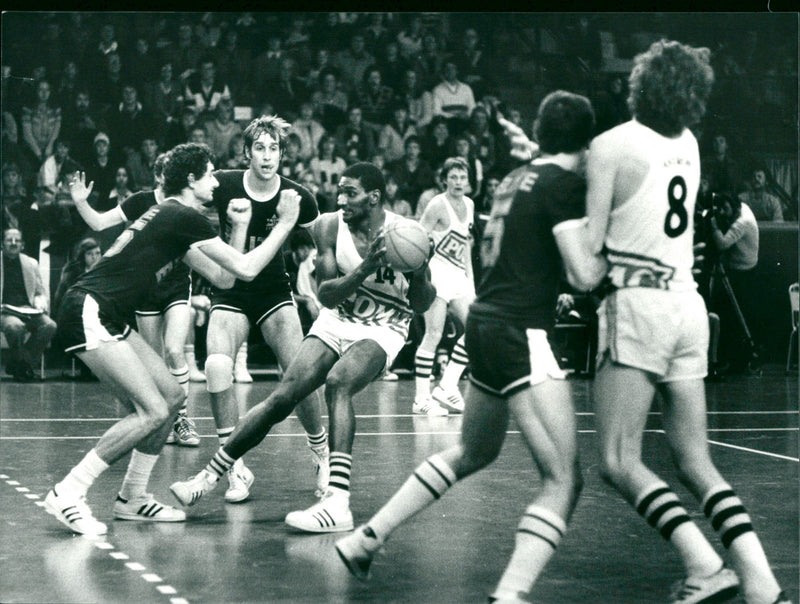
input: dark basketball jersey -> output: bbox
[211,170,319,294]
[70,200,218,323]
[120,190,192,289]
[472,162,585,331]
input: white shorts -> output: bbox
[597,288,709,382]
[307,308,407,372]
[430,257,475,303]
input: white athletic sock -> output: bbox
[56,449,109,497]
[184,344,201,372]
[328,452,352,495]
[439,336,468,391]
[368,453,456,543]
[414,349,436,399]
[306,428,327,449]
[492,504,567,600]
[170,364,190,407]
[119,450,159,500]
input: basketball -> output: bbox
[383,219,431,273]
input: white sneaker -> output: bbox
[233,364,253,383]
[188,368,206,382]
[224,462,254,503]
[169,470,219,507]
[165,428,176,444]
[412,396,449,416]
[335,524,383,580]
[44,487,107,536]
[285,489,354,533]
[380,371,399,381]
[309,443,330,497]
[113,493,186,522]
[172,414,200,447]
[669,566,739,604]
[431,385,465,413]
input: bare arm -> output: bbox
[68,171,127,231]
[584,136,617,255]
[554,219,609,292]
[406,264,436,313]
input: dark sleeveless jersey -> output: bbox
[472,162,585,331]
[119,190,191,288]
[71,200,218,323]
[211,170,319,294]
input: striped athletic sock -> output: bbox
[328,452,352,495]
[703,484,781,601]
[368,453,457,541]
[414,349,436,399]
[439,336,469,391]
[170,364,190,400]
[204,447,236,480]
[216,427,234,446]
[636,482,722,576]
[306,428,327,449]
[56,449,109,497]
[119,450,159,500]
[492,505,567,600]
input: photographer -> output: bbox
[708,193,760,372]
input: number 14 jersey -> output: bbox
[601,119,699,292]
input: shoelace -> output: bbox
[177,417,197,437]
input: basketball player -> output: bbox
[169,162,437,535]
[335,92,607,602]
[585,40,788,604]
[203,115,328,504]
[45,143,303,535]
[413,156,476,416]
[69,153,202,447]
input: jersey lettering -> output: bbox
[434,231,468,269]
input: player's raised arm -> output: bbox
[69,171,127,231]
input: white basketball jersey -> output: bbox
[602,120,699,292]
[430,193,473,273]
[331,210,413,337]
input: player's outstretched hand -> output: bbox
[363,229,387,271]
[227,198,252,225]
[68,171,94,203]
[276,190,301,226]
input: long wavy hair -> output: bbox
[628,39,715,138]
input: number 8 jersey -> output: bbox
[601,119,700,292]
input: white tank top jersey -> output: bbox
[429,193,474,273]
[332,210,414,336]
[602,120,700,292]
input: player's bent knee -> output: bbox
[205,353,234,393]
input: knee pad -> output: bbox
[204,353,234,393]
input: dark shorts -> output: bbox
[466,313,565,398]
[57,290,131,353]
[135,274,191,315]
[210,284,296,328]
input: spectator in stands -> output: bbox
[290,101,326,164]
[415,30,448,92]
[335,105,376,163]
[303,47,334,92]
[215,28,252,105]
[252,33,286,101]
[53,236,101,318]
[126,137,160,192]
[432,61,476,136]
[55,60,83,110]
[738,167,784,221]
[382,173,414,218]
[222,133,248,169]
[164,106,198,149]
[395,68,433,130]
[145,61,184,137]
[21,79,62,168]
[310,134,347,213]
[297,169,321,203]
[452,27,491,101]
[397,14,424,61]
[283,15,312,69]
[311,13,352,53]
[93,22,121,75]
[362,13,391,58]
[378,103,418,164]
[422,116,453,173]
[1,162,41,259]
[415,164,445,220]
[37,138,81,195]
[476,173,501,215]
[271,57,308,122]
[188,125,208,146]
[107,165,134,205]
[388,134,434,209]
[40,19,66,81]
[64,13,92,68]
[92,52,125,113]
[311,68,349,132]
[593,74,630,135]
[203,97,242,163]
[702,133,740,195]
[106,83,155,161]
[184,55,232,121]
[452,132,483,199]
[0,227,57,381]
[333,32,375,95]
[60,89,102,169]
[168,21,202,80]
[466,104,496,177]
[376,41,409,96]
[83,131,116,206]
[278,132,306,182]
[126,37,159,88]
[356,67,395,133]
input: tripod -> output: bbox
[709,260,761,374]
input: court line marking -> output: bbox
[0,472,188,603]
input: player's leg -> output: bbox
[285,339,386,533]
[432,294,472,412]
[162,302,199,446]
[260,304,329,495]
[135,313,164,357]
[205,308,251,502]
[184,306,206,381]
[594,360,731,601]
[414,296,449,415]
[659,379,784,604]
[170,337,337,507]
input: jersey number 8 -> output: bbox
[664,175,688,238]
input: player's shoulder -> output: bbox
[213,169,245,187]
[314,211,340,246]
[279,175,314,199]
